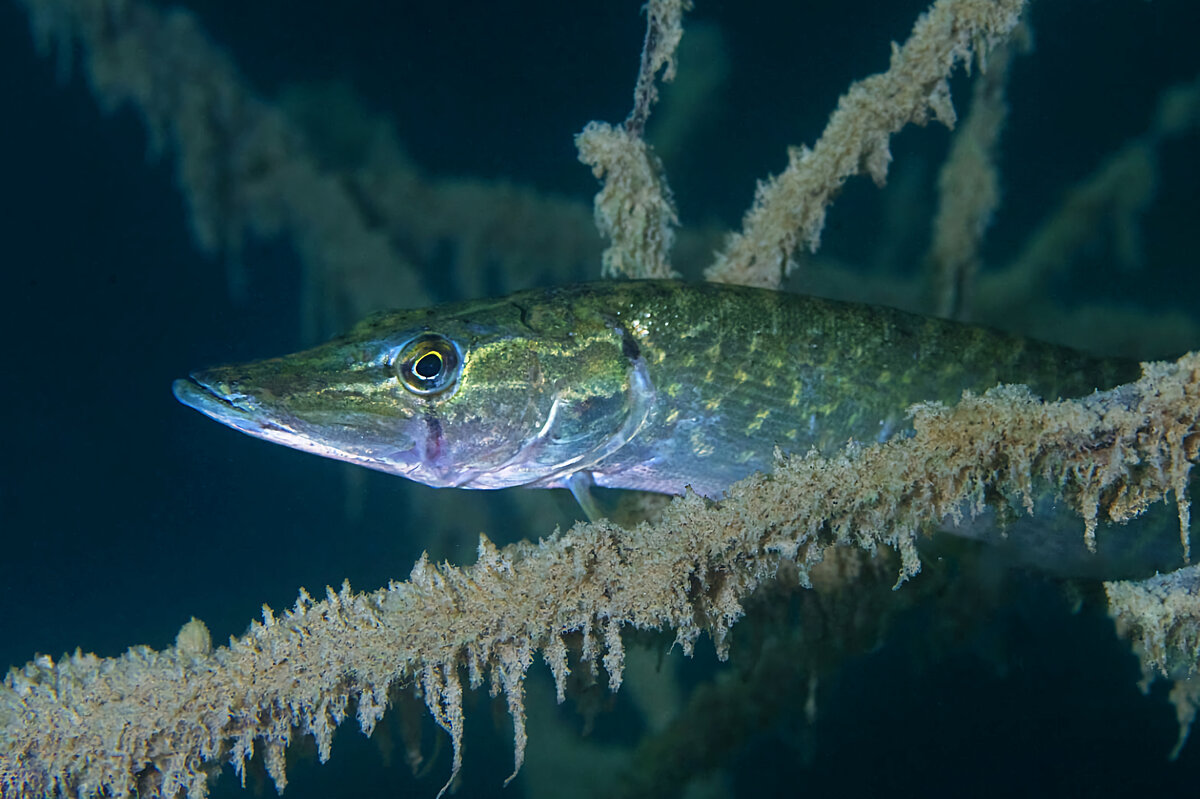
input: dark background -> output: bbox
[2,0,1198,796]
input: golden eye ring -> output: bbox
[413,350,443,379]
[393,334,462,396]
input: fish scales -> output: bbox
[566,281,1137,496]
[174,280,1138,501]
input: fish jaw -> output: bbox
[172,369,425,478]
[172,375,283,439]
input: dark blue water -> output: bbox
[2,0,1198,796]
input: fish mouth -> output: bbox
[174,373,427,477]
[172,374,288,436]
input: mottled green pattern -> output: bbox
[175,280,1139,500]
[570,281,1139,495]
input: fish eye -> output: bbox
[394,334,462,396]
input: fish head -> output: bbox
[173,291,650,490]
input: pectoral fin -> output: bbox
[565,471,603,521]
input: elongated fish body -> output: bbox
[174,280,1136,499]
[178,280,1191,577]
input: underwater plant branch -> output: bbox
[15,0,617,340]
[5,352,1200,798]
[576,0,687,280]
[971,73,1200,345]
[927,24,1025,320]
[626,0,691,137]
[15,0,434,331]
[705,0,1026,289]
[1106,562,1200,756]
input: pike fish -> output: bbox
[173,280,1182,577]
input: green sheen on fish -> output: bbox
[176,280,1200,579]
[174,280,1138,506]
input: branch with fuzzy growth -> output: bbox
[576,0,687,281]
[4,352,1199,799]
[705,0,1026,289]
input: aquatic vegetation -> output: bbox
[3,0,1199,796]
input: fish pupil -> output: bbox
[414,351,443,380]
